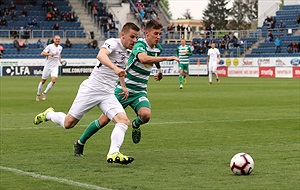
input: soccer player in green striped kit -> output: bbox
[73,20,180,160]
[176,39,193,89]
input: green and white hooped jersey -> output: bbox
[176,45,192,65]
[116,38,162,94]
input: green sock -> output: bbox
[179,75,183,85]
[79,120,101,144]
[133,116,144,128]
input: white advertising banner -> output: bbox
[189,65,208,75]
[223,57,299,67]
[275,67,293,78]
[0,59,97,66]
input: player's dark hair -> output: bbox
[122,22,140,32]
[145,19,163,30]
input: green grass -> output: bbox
[0,76,299,190]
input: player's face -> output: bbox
[145,28,162,47]
[181,40,186,46]
[211,43,215,49]
[53,36,60,46]
[122,29,139,50]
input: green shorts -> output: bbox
[115,88,151,113]
[178,64,189,73]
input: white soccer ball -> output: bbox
[61,60,67,67]
[230,153,254,175]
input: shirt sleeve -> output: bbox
[101,38,117,54]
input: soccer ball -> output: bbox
[230,153,254,175]
[61,60,67,67]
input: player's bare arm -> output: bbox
[137,52,180,64]
[41,51,54,57]
[97,48,126,77]
[118,76,129,100]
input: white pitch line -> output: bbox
[0,166,111,190]
[0,117,298,131]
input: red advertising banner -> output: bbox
[259,67,275,78]
[293,67,300,78]
[217,66,228,77]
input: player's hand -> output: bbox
[114,67,126,77]
[119,87,129,100]
[154,72,163,81]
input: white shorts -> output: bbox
[42,66,59,79]
[208,63,218,73]
[68,79,125,120]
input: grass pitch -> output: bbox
[0,76,299,190]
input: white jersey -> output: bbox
[89,38,129,92]
[207,48,220,64]
[43,44,63,68]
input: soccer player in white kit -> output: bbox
[36,35,63,101]
[33,23,140,164]
[207,43,220,84]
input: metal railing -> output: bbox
[0,30,86,39]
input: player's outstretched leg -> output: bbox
[33,107,54,125]
[107,152,134,165]
[132,120,141,144]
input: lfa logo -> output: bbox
[6,66,30,76]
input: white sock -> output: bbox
[209,72,212,82]
[37,82,43,96]
[46,111,66,128]
[214,71,219,79]
[108,123,128,155]
[44,82,54,94]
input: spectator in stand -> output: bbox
[269,16,276,29]
[186,25,192,40]
[278,20,286,29]
[22,6,28,17]
[297,15,300,24]
[24,39,29,49]
[19,39,26,49]
[10,1,16,10]
[3,6,10,16]
[266,31,274,42]
[52,22,59,30]
[192,39,200,54]
[180,24,185,39]
[65,11,71,21]
[263,16,271,27]
[65,38,72,48]
[53,6,59,20]
[37,39,43,49]
[13,36,21,51]
[46,11,52,21]
[10,28,18,38]
[11,10,17,21]
[274,36,282,53]
[87,38,98,49]
[292,42,298,53]
[220,38,226,49]
[287,42,293,53]
[70,11,76,22]
[0,16,7,26]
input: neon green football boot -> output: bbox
[33,107,54,125]
[107,152,134,165]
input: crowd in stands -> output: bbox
[191,31,244,55]
[85,0,116,33]
[134,0,160,25]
